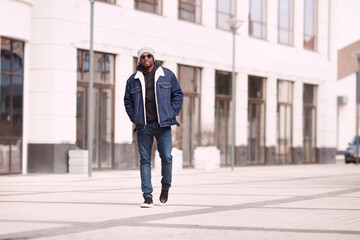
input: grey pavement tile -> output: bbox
[0,164,360,239]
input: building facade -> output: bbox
[337,40,360,152]
[0,0,338,174]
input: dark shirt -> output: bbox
[136,62,161,123]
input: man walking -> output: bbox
[124,47,183,208]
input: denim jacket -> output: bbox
[124,66,183,131]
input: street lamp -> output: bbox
[226,18,244,170]
[88,0,95,177]
[353,50,360,165]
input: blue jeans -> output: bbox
[137,122,172,199]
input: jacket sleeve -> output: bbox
[170,71,183,116]
[124,79,134,123]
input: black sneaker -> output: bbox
[140,197,153,208]
[159,188,169,206]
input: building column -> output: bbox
[27,44,77,173]
[114,54,136,170]
[235,72,248,166]
[200,67,215,145]
[292,81,304,164]
[317,81,337,163]
[265,76,277,165]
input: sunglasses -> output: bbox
[140,54,153,60]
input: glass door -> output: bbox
[76,49,115,170]
[248,102,265,164]
[247,76,266,165]
[179,95,200,166]
[0,38,24,174]
[215,70,232,166]
[304,106,316,163]
[215,99,231,165]
[177,65,201,167]
[76,86,114,169]
[276,80,293,164]
[303,84,317,163]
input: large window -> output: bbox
[216,0,236,30]
[215,71,232,166]
[278,0,293,45]
[0,37,24,174]
[176,65,201,167]
[77,49,115,169]
[178,0,202,24]
[303,84,317,163]
[277,80,293,164]
[249,0,266,39]
[248,76,266,165]
[135,0,162,14]
[304,0,317,50]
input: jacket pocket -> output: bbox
[159,83,171,97]
[131,87,141,94]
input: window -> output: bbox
[277,80,293,164]
[178,0,202,24]
[304,0,317,50]
[249,0,266,39]
[278,0,293,45]
[77,50,114,84]
[97,0,116,4]
[76,49,115,169]
[135,0,162,14]
[248,76,266,165]
[176,65,201,167]
[216,0,236,30]
[0,37,24,174]
[215,71,232,165]
[303,84,317,163]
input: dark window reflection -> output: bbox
[12,76,23,137]
[0,74,10,137]
[249,76,265,99]
[1,38,11,73]
[303,84,315,104]
[0,37,24,173]
[215,71,231,95]
[77,49,114,84]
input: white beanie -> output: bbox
[137,46,155,62]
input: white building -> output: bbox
[0,0,338,174]
[337,40,360,152]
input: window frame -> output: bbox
[277,0,294,46]
[178,0,202,24]
[77,49,115,85]
[134,0,162,15]
[216,0,237,31]
[249,0,267,40]
[247,75,267,165]
[303,0,318,51]
[97,0,116,4]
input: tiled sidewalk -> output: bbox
[0,162,359,239]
